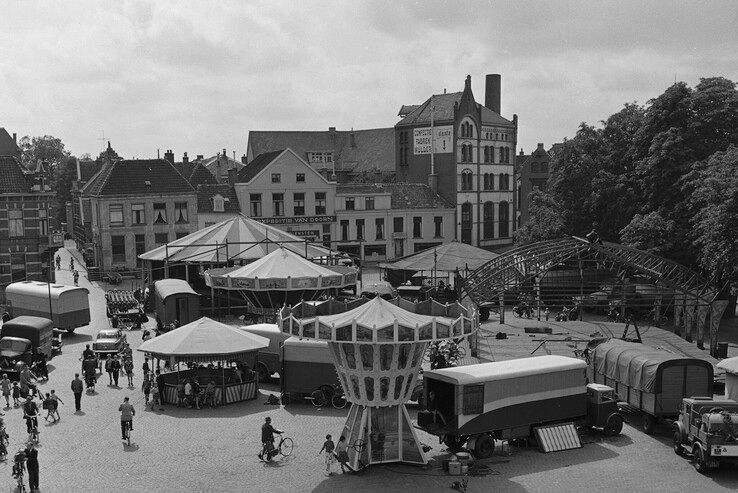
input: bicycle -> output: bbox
[25,415,39,445]
[261,435,294,461]
[122,420,132,446]
[12,452,26,492]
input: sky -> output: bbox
[1,0,736,160]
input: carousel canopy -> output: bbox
[379,241,499,272]
[138,213,333,263]
[137,316,269,362]
[280,296,475,344]
[204,247,357,291]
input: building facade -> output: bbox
[196,183,242,229]
[335,183,455,262]
[515,143,553,228]
[395,74,518,250]
[78,159,198,270]
[233,149,338,246]
[0,155,55,297]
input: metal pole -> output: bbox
[48,250,53,321]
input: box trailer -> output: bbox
[5,281,90,333]
[590,339,714,434]
[280,337,340,405]
[154,279,200,330]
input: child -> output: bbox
[50,389,63,421]
[42,393,55,422]
[150,383,161,411]
[335,435,350,474]
[124,359,134,387]
[318,434,336,475]
[11,382,20,407]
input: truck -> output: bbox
[0,316,54,376]
[590,339,714,434]
[5,281,90,333]
[279,337,340,406]
[417,355,623,458]
[673,396,738,474]
[239,323,290,381]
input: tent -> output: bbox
[139,213,333,263]
[717,357,738,401]
[380,241,499,272]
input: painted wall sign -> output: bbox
[256,215,336,225]
[413,125,453,155]
[291,230,320,238]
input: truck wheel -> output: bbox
[473,434,495,459]
[604,415,623,436]
[673,430,684,456]
[256,364,270,383]
[479,307,490,322]
[443,435,467,451]
[66,328,75,334]
[693,446,709,475]
[642,414,656,435]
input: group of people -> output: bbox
[174,378,217,409]
[55,253,80,286]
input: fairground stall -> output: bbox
[205,247,357,321]
[137,317,268,405]
[153,279,201,330]
[279,296,478,470]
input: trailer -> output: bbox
[418,356,622,458]
[239,324,290,381]
[154,279,200,330]
[5,281,90,333]
[105,290,143,328]
[590,339,714,434]
[279,337,340,405]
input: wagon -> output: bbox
[279,337,340,405]
[154,279,200,331]
[5,281,90,333]
[590,339,714,434]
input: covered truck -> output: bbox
[590,339,714,434]
[239,324,289,382]
[0,316,54,376]
[5,281,90,333]
[279,337,340,405]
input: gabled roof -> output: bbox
[0,156,30,193]
[398,105,420,117]
[196,154,245,176]
[77,160,103,183]
[237,150,284,183]
[174,162,218,187]
[336,182,454,209]
[196,184,241,213]
[396,92,514,127]
[81,159,195,196]
[0,128,20,159]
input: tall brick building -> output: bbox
[515,143,553,228]
[395,74,518,249]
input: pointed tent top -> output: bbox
[213,247,346,281]
[379,241,499,272]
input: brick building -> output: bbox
[395,74,518,249]
[515,143,553,228]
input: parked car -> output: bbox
[92,328,127,356]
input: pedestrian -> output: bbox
[118,397,135,441]
[318,434,336,475]
[12,381,21,407]
[25,441,39,492]
[124,358,134,387]
[544,307,550,321]
[191,378,201,409]
[142,358,150,378]
[150,383,163,411]
[184,379,193,408]
[50,390,63,421]
[105,355,114,385]
[71,374,83,412]
[42,393,55,422]
[55,254,61,270]
[1,374,11,408]
[35,351,48,381]
[335,436,351,473]
[111,355,121,387]
[73,269,79,286]
[141,376,151,405]
[69,257,74,271]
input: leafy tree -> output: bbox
[51,157,79,225]
[19,135,70,171]
[514,190,566,245]
[619,212,675,256]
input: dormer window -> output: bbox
[307,152,333,164]
[212,194,225,212]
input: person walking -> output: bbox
[55,254,61,270]
[104,355,114,385]
[142,358,150,378]
[12,381,21,407]
[1,374,12,409]
[141,376,151,406]
[71,374,83,412]
[259,417,283,462]
[25,441,39,492]
[111,355,121,387]
[544,307,550,321]
[42,393,55,422]
[72,269,79,286]
[69,257,74,271]
[119,397,135,441]
[335,436,351,473]
[50,390,63,421]
[124,358,134,388]
[318,434,336,475]
[150,383,163,411]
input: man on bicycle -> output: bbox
[259,416,283,461]
[119,396,135,440]
[23,397,39,438]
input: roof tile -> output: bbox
[0,156,30,193]
[81,159,195,196]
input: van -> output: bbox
[0,316,54,375]
[239,324,290,381]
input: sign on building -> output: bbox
[413,126,452,155]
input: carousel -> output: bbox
[204,247,357,320]
[279,296,478,469]
[137,317,269,405]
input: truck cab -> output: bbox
[673,396,738,474]
[585,383,624,435]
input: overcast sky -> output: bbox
[1,0,736,160]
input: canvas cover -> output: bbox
[591,339,712,393]
[379,241,498,272]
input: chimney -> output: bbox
[485,74,501,114]
[76,158,82,181]
[196,155,204,161]
[164,149,174,165]
[227,167,237,186]
[241,154,248,165]
[12,133,16,144]
[519,149,525,156]
[182,152,189,164]
[350,128,356,148]
[328,126,336,133]
[215,152,223,183]
[536,143,544,152]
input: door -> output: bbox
[176,297,187,324]
[461,203,472,244]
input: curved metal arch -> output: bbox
[462,236,716,305]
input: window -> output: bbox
[175,202,188,223]
[356,219,364,241]
[212,195,224,213]
[111,235,126,263]
[131,204,145,224]
[38,209,48,236]
[154,233,169,245]
[340,220,349,241]
[307,152,333,164]
[296,173,305,182]
[393,217,403,233]
[461,169,473,191]
[540,162,549,173]
[345,197,355,211]
[463,385,484,415]
[153,203,167,224]
[271,173,281,183]
[176,231,188,239]
[10,253,26,282]
[499,174,510,190]
[8,210,23,237]
[272,193,284,217]
[365,197,374,210]
[531,162,540,173]
[434,216,443,237]
[489,173,495,190]
[109,204,123,227]
[461,203,472,244]
[250,194,262,217]
[413,217,422,238]
[375,218,384,240]
[499,201,510,238]
[293,193,305,216]
[483,202,494,239]
[489,146,495,163]
[315,192,326,215]
[483,173,489,190]
[394,238,404,257]
[483,146,490,163]
[135,234,145,267]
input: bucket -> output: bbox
[448,461,461,475]
[455,452,471,465]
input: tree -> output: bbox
[19,135,70,171]
[51,157,80,225]
[514,190,567,245]
[619,212,675,256]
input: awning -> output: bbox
[379,241,499,272]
